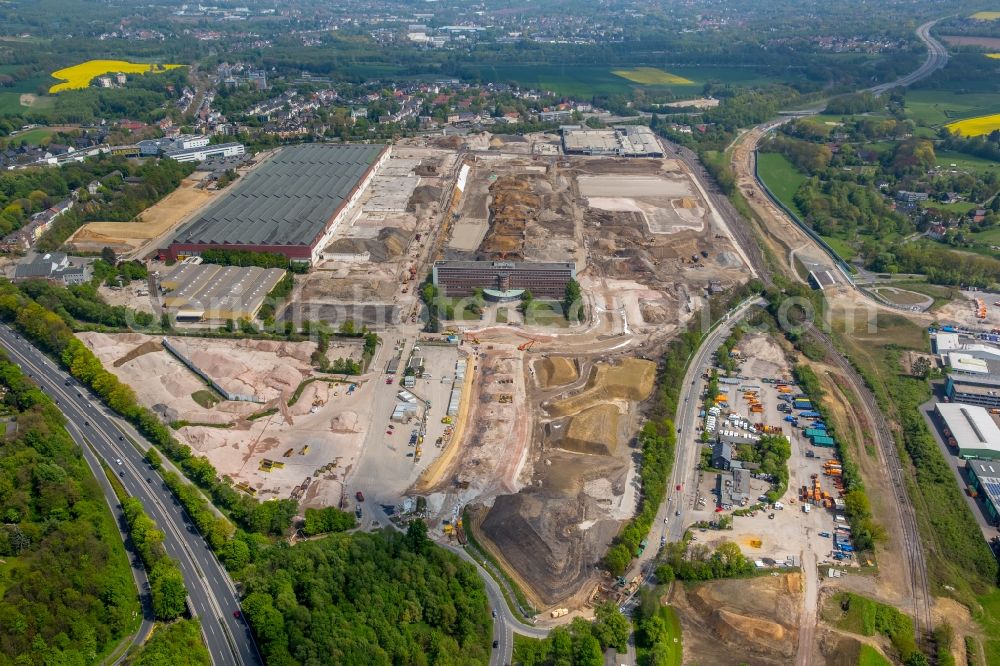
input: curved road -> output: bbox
[0,324,262,666]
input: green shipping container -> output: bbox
[811,435,835,447]
[804,428,825,438]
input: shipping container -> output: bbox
[811,435,835,447]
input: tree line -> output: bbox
[0,354,139,663]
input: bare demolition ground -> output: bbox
[66,177,219,256]
[79,331,368,505]
[286,147,459,327]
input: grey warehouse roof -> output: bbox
[170,143,385,248]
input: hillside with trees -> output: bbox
[0,353,138,663]
[240,523,493,665]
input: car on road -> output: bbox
[116,458,122,465]
[385,377,394,384]
[386,430,393,435]
[355,491,365,502]
[675,510,680,516]
[676,484,682,491]
[233,610,242,619]
[492,640,498,649]
[492,609,497,618]
[819,531,831,538]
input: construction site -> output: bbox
[377,131,757,610]
[77,331,368,505]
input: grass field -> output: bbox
[976,589,1000,665]
[858,644,892,666]
[612,67,694,85]
[10,127,56,145]
[49,59,181,93]
[462,64,784,97]
[821,235,857,262]
[936,150,1000,174]
[905,90,1000,127]
[756,151,806,216]
[635,605,682,666]
[191,389,221,409]
[947,112,1000,137]
[971,11,1000,20]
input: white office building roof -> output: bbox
[948,352,990,375]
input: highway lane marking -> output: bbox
[0,334,246,665]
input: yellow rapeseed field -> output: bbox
[987,53,1000,59]
[970,11,1000,20]
[49,60,182,93]
[946,113,1000,137]
[612,67,695,85]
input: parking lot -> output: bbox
[348,337,466,525]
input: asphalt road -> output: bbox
[869,19,948,95]
[0,324,262,666]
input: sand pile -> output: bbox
[325,228,410,263]
[114,339,163,367]
[534,357,579,388]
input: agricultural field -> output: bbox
[988,54,1000,60]
[904,90,1000,126]
[936,150,1000,175]
[49,59,181,93]
[947,112,1000,137]
[612,67,694,85]
[970,11,1000,20]
[462,64,785,97]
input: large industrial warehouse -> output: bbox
[934,402,1000,461]
[163,143,389,263]
[159,260,287,323]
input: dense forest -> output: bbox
[0,353,138,663]
[514,604,630,666]
[240,523,493,665]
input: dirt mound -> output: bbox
[114,339,163,367]
[431,135,463,150]
[330,411,360,433]
[558,403,620,456]
[713,608,787,643]
[546,358,655,417]
[478,175,542,260]
[408,185,442,210]
[478,491,619,605]
[672,574,801,664]
[325,227,410,263]
[534,357,579,388]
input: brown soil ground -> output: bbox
[534,356,579,388]
[545,358,656,417]
[66,180,215,253]
[112,339,163,367]
[557,403,621,456]
[670,574,802,665]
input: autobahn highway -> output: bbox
[0,324,262,666]
[869,19,948,95]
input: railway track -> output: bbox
[665,112,936,639]
[818,335,935,636]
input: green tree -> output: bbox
[592,602,630,652]
[150,562,187,620]
[603,543,632,576]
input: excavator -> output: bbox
[517,339,536,352]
